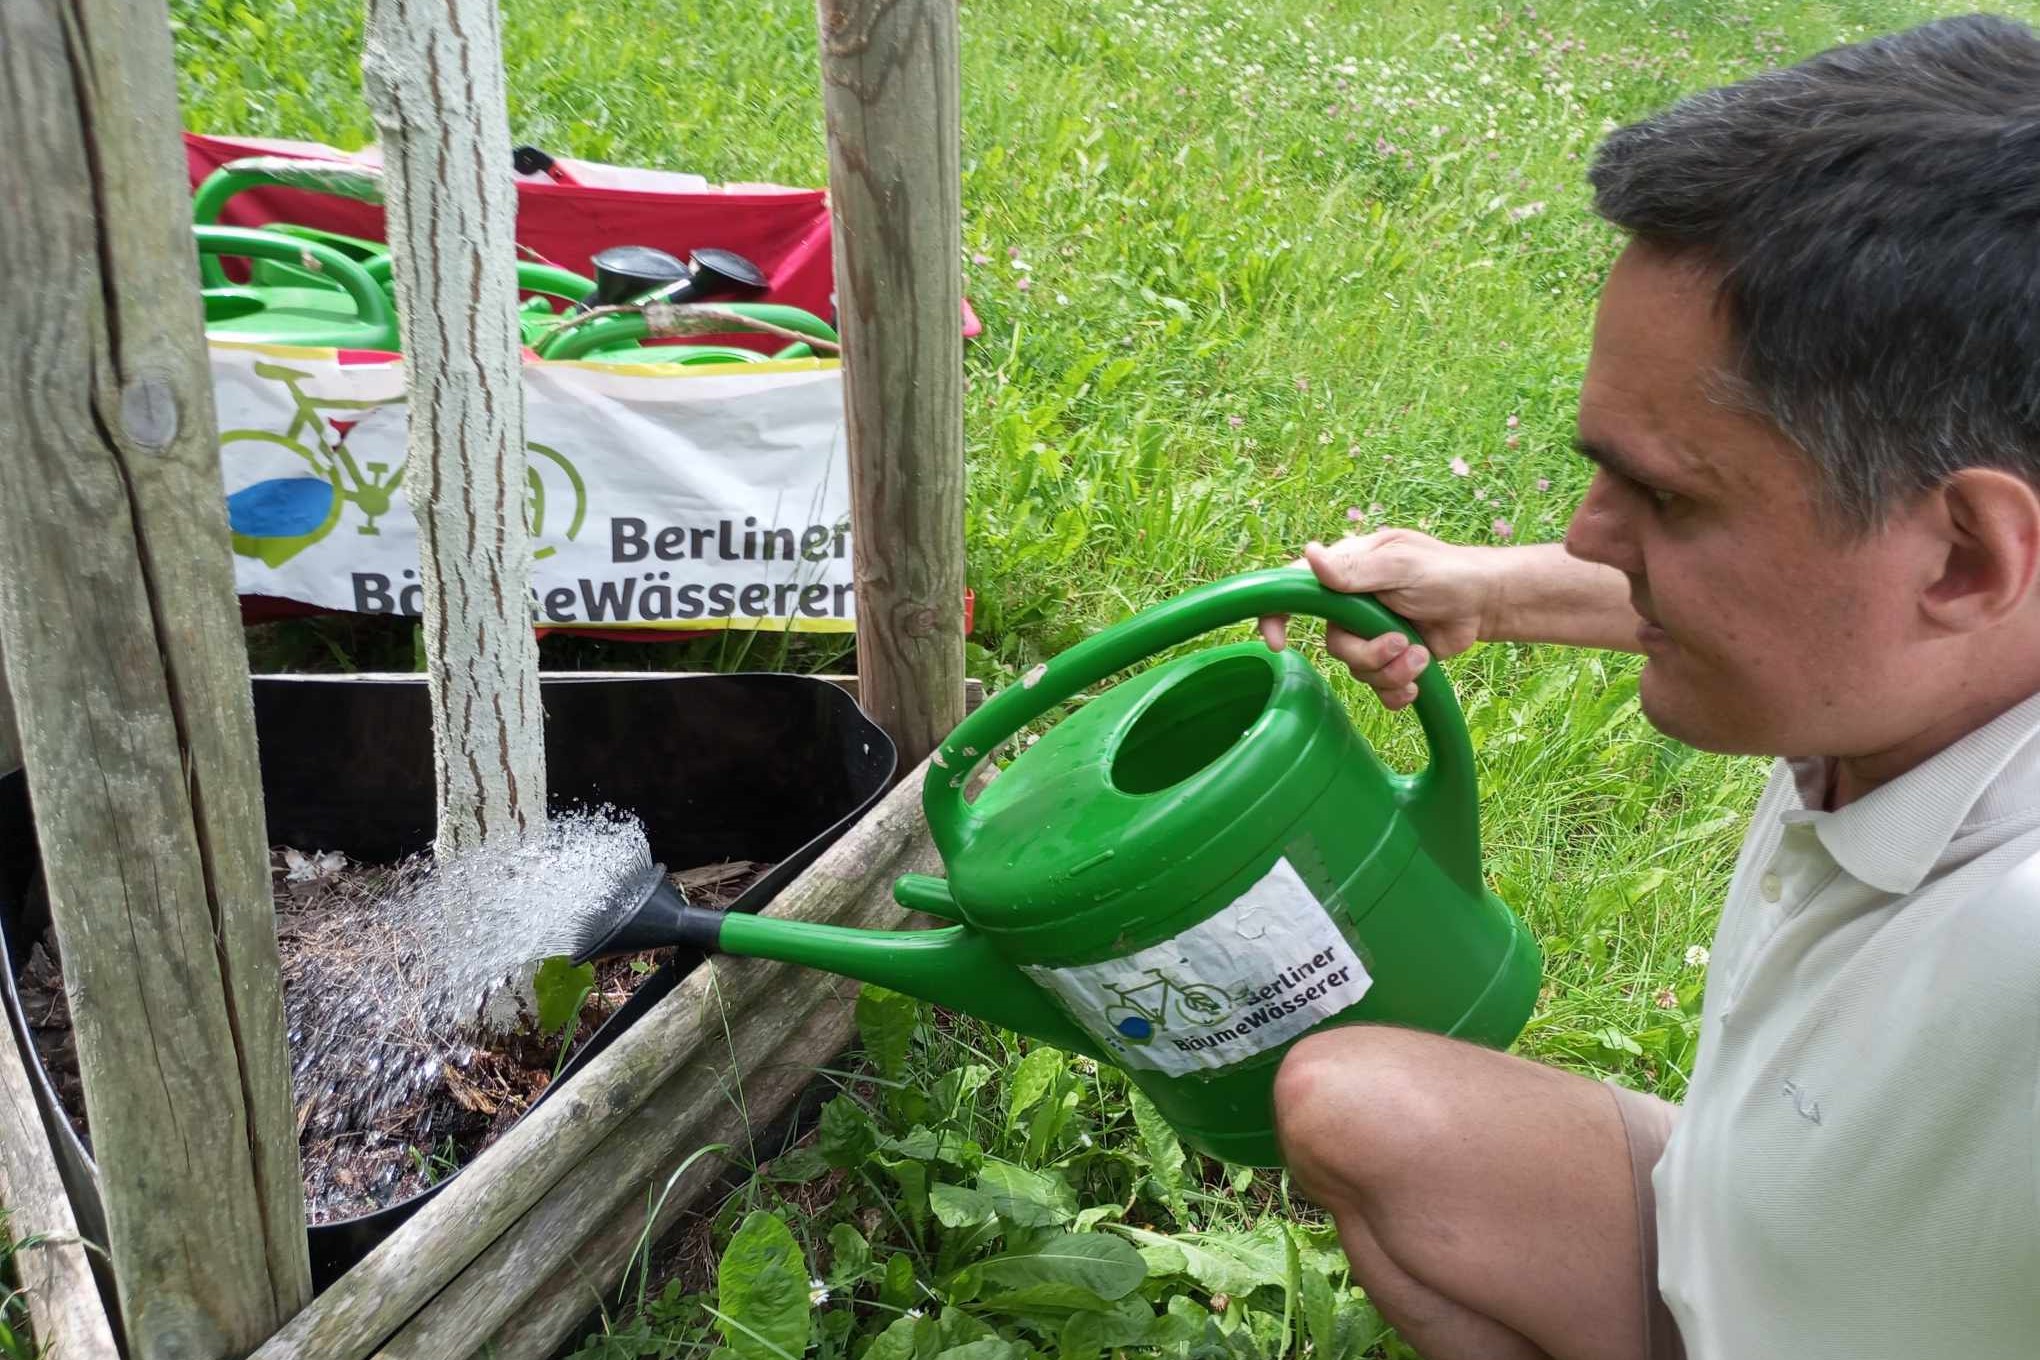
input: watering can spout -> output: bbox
[578,874,1104,1060]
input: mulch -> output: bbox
[14,850,770,1224]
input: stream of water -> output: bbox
[284,810,656,1156]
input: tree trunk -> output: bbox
[817,0,969,775]
[0,0,313,1350]
[362,0,546,858]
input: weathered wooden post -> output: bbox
[362,0,546,857]
[817,0,969,774]
[0,0,313,1351]
[1,1024,120,1358]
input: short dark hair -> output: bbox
[1589,13,2040,529]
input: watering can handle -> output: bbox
[923,567,1483,873]
[193,225,397,340]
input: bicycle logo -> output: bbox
[224,360,586,567]
[1102,968,1234,1045]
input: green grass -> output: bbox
[1,1211,40,1360]
[170,0,2033,1352]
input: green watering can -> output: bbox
[577,569,1541,1166]
[197,225,402,351]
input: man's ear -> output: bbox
[1919,468,2040,632]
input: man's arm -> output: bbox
[1482,542,1642,652]
[1260,531,1641,709]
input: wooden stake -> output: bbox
[818,0,969,774]
[362,0,546,858]
[0,1024,119,1360]
[249,758,939,1360]
[0,1,313,1350]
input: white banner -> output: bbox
[1021,858,1372,1076]
[215,342,855,632]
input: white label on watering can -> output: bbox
[1021,858,1371,1076]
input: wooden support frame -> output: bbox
[0,1022,119,1359]
[0,0,976,1344]
[0,0,311,1351]
[823,0,971,775]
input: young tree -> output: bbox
[362,0,546,857]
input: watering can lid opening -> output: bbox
[944,642,1403,947]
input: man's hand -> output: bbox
[1258,530,1501,711]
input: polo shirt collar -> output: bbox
[1778,688,2040,896]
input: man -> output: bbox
[1259,15,2040,1360]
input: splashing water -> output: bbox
[283,810,656,1154]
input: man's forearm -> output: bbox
[1479,543,1642,652]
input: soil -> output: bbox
[14,850,770,1225]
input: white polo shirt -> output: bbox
[1655,689,2040,1358]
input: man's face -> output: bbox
[1565,242,1938,758]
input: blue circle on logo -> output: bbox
[1116,1016,1152,1040]
[228,477,335,539]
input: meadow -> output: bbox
[159,0,2029,1353]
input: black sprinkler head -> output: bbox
[570,861,728,963]
[591,245,691,307]
[638,248,771,306]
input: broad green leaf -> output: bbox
[1280,1220,1302,1357]
[1153,1294,1208,1347]
[930,1342,1024,1360]
[817,1095,878,1170]
[532,956,596,1038]
[979,1232,1145,1299]
[825,1224,870,1287]
[1023,1088,1079,1163]
[884,1126,978,1169]
[977,1281,1115,1313]
[1112,1225,1276,1296]
[883,1155,930,1226]
[715,1211,809,1360]
[1301,1255,1338,1360]
[930,1181,996,1229]
[934,1305,995,1348]
[1120,1230,1189,1278]
[1005,1046,1063,1125]
[1059,1296,1159,1356]
[1335,1290,1392,1358]
[1072,1203,1123,1233]
[933,1063,995,1115]
[878,1252,917,1310]
[942,1261,985,1306]
[977,1159,1076,1228]
[764,1146,829,1184]
[856,984,920,1079]
[1292,1221,1349,1279]
[1130,1088,1189,1222]
[862,1315,925,1360]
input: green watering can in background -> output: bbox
[584,569,1541,1166]
[532,301,839,365]
[196,225,403,351]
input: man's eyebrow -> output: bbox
[1572,435,1668,487]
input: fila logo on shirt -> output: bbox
[1781,1079,1822,1125]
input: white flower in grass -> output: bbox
[1684,945,1711,969]
[906,1307,926,1320]
[809,1278,830,1306]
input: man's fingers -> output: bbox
[1325,626,1431,701]
[1258,551,1315,651]
[1304,534,1413,594]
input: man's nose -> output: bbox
[1564,472,1643,575]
